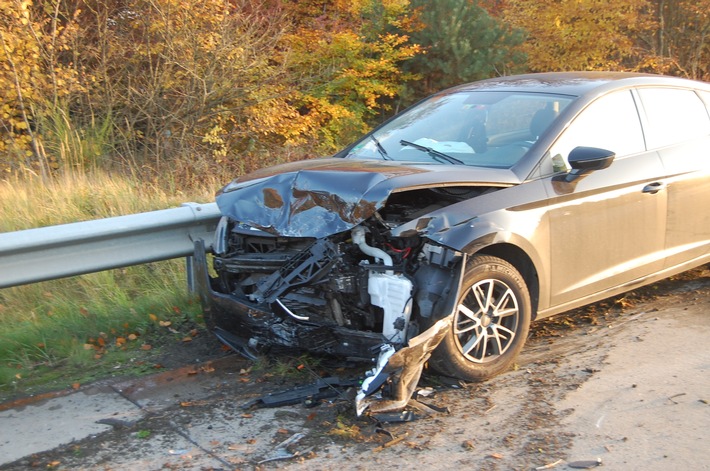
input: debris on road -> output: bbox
[568,458,603,469]
[242,376,357,409]
[356,317,451,416]
[257,432,311,465]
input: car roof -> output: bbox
[447,71,710,97]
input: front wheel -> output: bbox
[428,255,531,381]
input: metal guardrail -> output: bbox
[0,202,222,289]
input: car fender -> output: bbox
[424,215,551,313]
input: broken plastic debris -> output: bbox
[568,458,603,469]
[356,316,452,416]
[168,449,188,455]
[242,376,357,409]
[372,410,416,423]
[257,432,311,464]
[356,344,396,415]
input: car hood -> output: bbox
[216,158,519,238]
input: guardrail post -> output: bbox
[185,255,195,293]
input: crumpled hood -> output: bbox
[216,158,518,238]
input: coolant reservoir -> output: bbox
[368,272,413,344]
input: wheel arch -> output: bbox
[472,243,541,320]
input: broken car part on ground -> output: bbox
[194,72,710,413]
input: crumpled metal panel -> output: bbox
[215,157,518,238]
[216,159,422,238]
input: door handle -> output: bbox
[642,182,666,194]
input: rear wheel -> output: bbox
[428,255,531,381]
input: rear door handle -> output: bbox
[642,182,666,194]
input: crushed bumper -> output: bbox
[193,239,388,362]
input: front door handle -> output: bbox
[642,182,666,194]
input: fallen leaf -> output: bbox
[159,320,172,327]
[182,337,193,342]
[140,344,152,350]
[72,382,81,390]
[373,434,407,452]
[149,313,158,322]
[128,333,138,341]
[241,413,254,419]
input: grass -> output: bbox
[0,171,218,231]
[0,171,222,400]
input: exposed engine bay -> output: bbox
[208,186,492,352]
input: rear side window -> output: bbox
[637,88,710,149]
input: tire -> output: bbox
[428,255,531,381]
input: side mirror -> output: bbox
[552,146,616,194]
[567,146,615,178]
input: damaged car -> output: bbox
[194,72,710,390]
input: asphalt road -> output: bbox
[1,267,709,470]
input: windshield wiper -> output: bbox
[399,140,464,165]
[370,135,392,160]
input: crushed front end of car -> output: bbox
[192,157,510,413]
[196,159,472,348]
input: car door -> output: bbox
[635,87,710,268]
[540,89,668,308]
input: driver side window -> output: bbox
[541,90,645,175]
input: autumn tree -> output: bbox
[281,0,422,149]
[643,0,710,80]
[2,0,425,177]
[0,0,83,178]
[501,0,654,72]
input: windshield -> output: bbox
[346,91,574,168]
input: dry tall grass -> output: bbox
[0,171,221,396]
